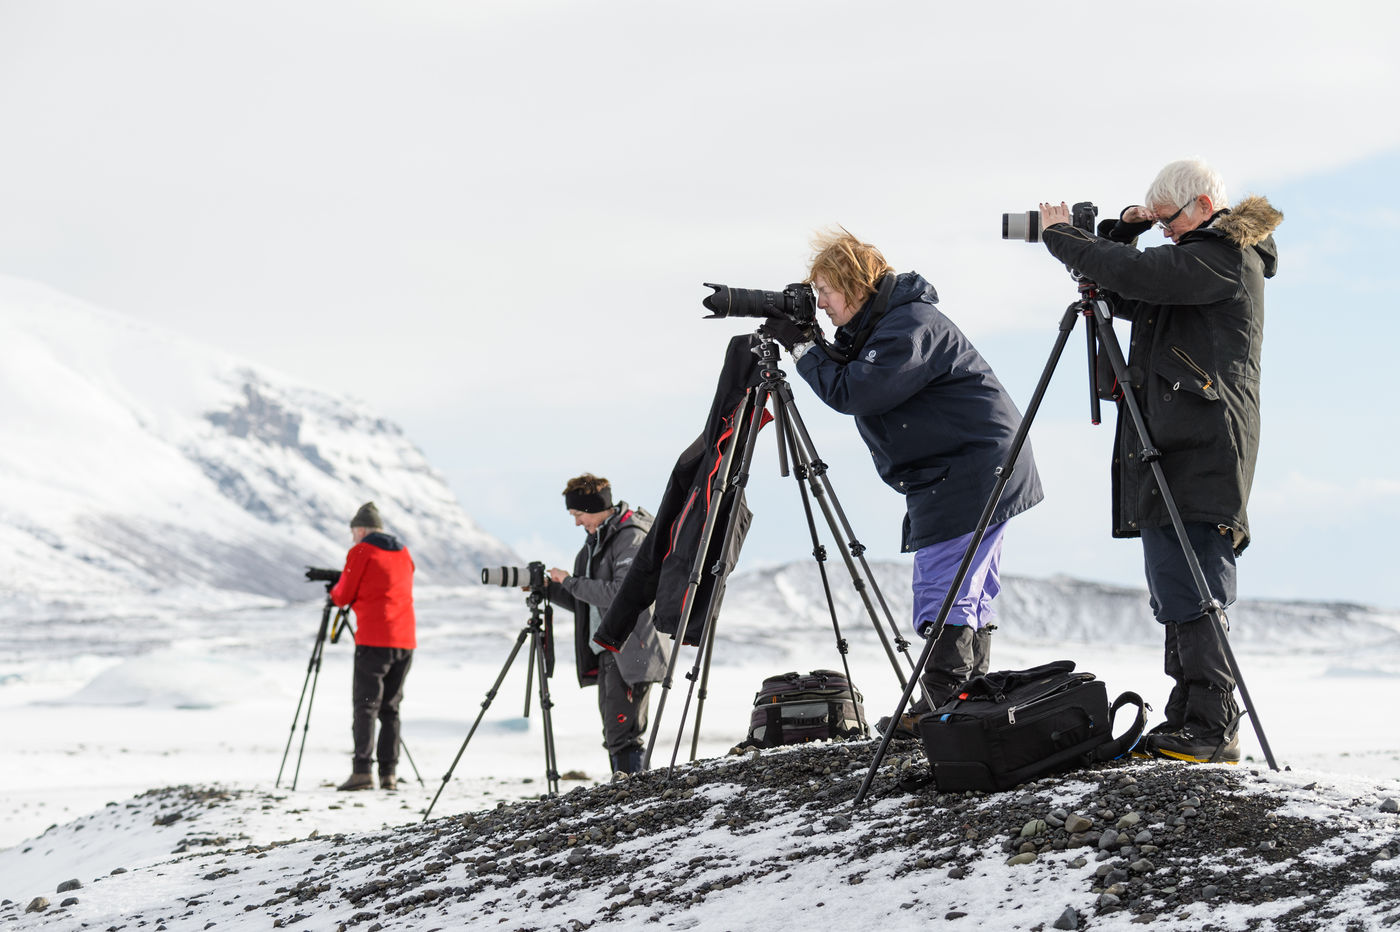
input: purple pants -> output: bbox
[911,522,1006,636]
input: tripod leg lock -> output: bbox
[1139,446,1162,463]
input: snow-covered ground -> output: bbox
[3,579,1399,929]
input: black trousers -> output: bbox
[596,651,649,759]
[352,645,413,775]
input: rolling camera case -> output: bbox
[917,660,1145,792]
[745,669,868,748]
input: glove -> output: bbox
[759,316,815,352]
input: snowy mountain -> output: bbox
[0,274,516,608]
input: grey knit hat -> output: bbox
[350,501,383,529]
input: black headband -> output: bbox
[565,486,613,514]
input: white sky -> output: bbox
[2,0,1398,606]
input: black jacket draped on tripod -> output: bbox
[1041,196,1282,553]
[598,334,763,647]
[794,271,1043,552]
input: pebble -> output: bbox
[60,897,79,907]
[1020,819,1047,838]
[1116,812,1142,830]
[1380,798,1399,813]
[1052,906,1078,930]
[56,879,81,893]
[1006,852,1037,866]
[1065,813,1093,833]
[1096,892,1121,909]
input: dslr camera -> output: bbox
[1002,201,1099,243]
[481,561,547,592]
[701,282,817,325]
[305,566,342,585]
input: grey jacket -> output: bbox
[548,503,669,687]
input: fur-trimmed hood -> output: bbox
[1214,195,1282,249]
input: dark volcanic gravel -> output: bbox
[7,742,1398,931]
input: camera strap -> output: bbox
[822,273,896,364]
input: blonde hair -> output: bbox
[806,228,895,310]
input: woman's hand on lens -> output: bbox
[1039,202,1071,228]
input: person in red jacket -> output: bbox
[329,501,416,790]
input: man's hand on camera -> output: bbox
[1039,201,1072,228]
[760,316,815,353]
[1121,205,1153,224]
[547,568,569,584]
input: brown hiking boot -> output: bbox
[337,773,374,791]
[379,773,398,791]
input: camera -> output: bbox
[481,562,546,591]
[305,566,342,585]
[701,282,817,324]
[1002,201,1099,243]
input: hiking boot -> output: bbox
[379,773,398,791]
[875,713,922,740]
[337,772,374,791]
[1147,726,1241,764]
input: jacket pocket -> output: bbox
[1157,347,1220,401]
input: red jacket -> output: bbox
[330,533,416,649]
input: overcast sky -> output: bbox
[2,0,1398,609]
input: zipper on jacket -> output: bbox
[1170,346,1214,392]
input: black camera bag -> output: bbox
[745,669,868,748]
[917,660,1145,792]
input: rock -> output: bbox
[1116,812,1142,830]
[56,879,82,893]
[25,898,49,913]
[1380,798,1399,813]
[1052,906,1079,930]
[1098,829,1121,851]
[1096,892,1121,910]
[1202,884,1220,899]
[948,866,966,880]
[1021,818,1048,838]
[1129,859,1155,873]
[60,897,79,907]
[1006,852,1037,866]
[1065,813,1093,833]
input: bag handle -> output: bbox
[1090,691,1148,762]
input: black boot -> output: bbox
[971,625,995,678]
[1147,624,1189,735]
[920,623,978,709]
[1147,616,1242,764]
[609,748,644,778]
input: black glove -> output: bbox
[759,316,815,352]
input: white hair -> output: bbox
[1144,159,1229,214]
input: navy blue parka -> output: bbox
[794,272,1043,552]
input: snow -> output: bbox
[2,579,1398,930]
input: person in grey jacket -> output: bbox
[1039,159,1281,764]
[762,230,1043,725]
[547,473,668,775]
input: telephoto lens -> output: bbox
[481,566,526,587]
[1002,210,1042,243]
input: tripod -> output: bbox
[424,564,560,821]
[853,282,1279,808]
[645,335,921,775]
[275,588,425,791]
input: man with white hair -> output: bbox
[1038,159,1282,764]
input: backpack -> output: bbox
[744,669,869,748]
[917,660,1146,792]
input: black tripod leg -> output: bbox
[854,303,1083,810]
[688,621,719,762]
[398,739,425,786]
[1086,298,1278,770]
[658,381,772,776]
[277,601,333,789]
[780,410,866,735]
[531,623,561,796]
[423,625,531,822]
[776,382,914,689]
[643,390,757,770]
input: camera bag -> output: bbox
[917,660,1145,792]
[744,669,868,748]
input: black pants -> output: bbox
[597,651,648,761]
[352,646,413,776]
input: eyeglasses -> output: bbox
[1155,202,1190,231]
